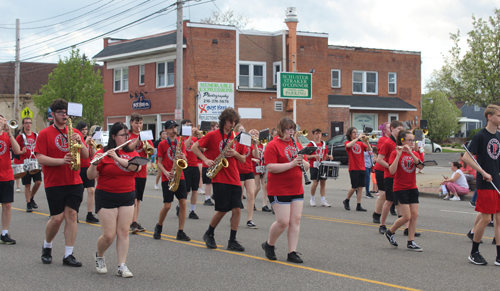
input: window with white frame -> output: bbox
[273,62,281,85]
[239,62,266,89]
[352,71,378,94]
[114,68,129,92]
[331,69,341,88]
[157,61,175,88]
[474,105,480,111]
[139,65,145,85]
[388,72,397,94]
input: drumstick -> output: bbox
[90,140,132,164]
[463,144,500,195]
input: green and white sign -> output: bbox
[277,72,312,99]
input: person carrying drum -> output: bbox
[306,128,333,207]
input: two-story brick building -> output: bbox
[93,10,420,139]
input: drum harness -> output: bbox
[21,132,38,169]
[310,140,326,180]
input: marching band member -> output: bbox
[154,131,167,190]
[306,128,333,207]
[0,114,21,244]
[180,119,200,219]
[15,117,42,213]
[262,117,309,263]
[153,121,191,241]
[384,130,424,251]
[342,127,372,212]
[192,108,247,251]
[75,121,99,223]
[87,122,140,277]
[250,129,271,212]
[372,122,390,223]
[201,121,219,206]
[35,99,89,267]
[127,113,154,233]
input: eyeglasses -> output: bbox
[117,133,129,137]
[54,111,67,115]
[407,139,415,142]
[23,122,32,125]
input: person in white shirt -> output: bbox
[441,162,470,201]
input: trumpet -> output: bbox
[8,119,18,129]
[371,134,378,140]
[88,138,103,150]
[298,129,308,137]
[143,140,155,157]
[422,129,428,136]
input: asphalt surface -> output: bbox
[1,154,498,291]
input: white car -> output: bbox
[423,138,442,153]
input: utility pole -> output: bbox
[14,19,20,120]
[175,0,183,123]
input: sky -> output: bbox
[0,0,498,92]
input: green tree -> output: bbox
[422,90,461,143]
[427,8,500,105]
[200,9,250,29]
[33,48,105,127]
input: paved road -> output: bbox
[1,165,498,290]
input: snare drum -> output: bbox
[12,164,27,179]
[26,159,42,175]
[319,161,340,179]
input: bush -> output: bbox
[468,128,482,141]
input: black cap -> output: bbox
[164,120,179,130]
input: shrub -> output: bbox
[468,128,482,141]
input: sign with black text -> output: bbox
[197,82,234,125]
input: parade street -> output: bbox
[1,155,497,291]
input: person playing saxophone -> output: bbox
[153,121,191,241]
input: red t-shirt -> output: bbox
[34,125,84,187]
[0,132,13,181]
[15,132,37,164]
[95,149,139,193]
[157,137,188,183]
[373,136,388,172]
[253,144,265,175]
[197,130,245,186]
[184,136,199,167]
[265,138,307,196]
[128,132,154,179]
[378,137,397,179]
[237,144,255,174]
[389,150,418,191]
[345,141,367,171]
[307,140,329,168]
[80,142,91,168]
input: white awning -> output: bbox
[458,117,481,123]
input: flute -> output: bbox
[291,135,311,185]
[90,140,132,164]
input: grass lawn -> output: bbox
[442,148,464,153]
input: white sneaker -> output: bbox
[309,198,316,207]
[16,188,20,192]
[443,194,450,200]
[154,184,159,190]
[117,264,133,278]
[449,196,461,201]
[321,200,331,207]
[198,188,205,194]
[94,253,107,274]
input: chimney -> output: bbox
[104,37,110,48]
[285,7,298,72]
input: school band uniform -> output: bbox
[15,131,41,212]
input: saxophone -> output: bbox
[67,118,82,171]
[206,129,240,179]
[168,136,187,192]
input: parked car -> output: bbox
[423,138,442,153]
[325,134,380,165]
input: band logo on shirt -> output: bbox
[115,154,132,172]
[243,146,251,158]
[167,146,175,161]
[352,143,362,154]
[25,138,35,152]
[55,134,69,152]
[0,140,7,155]
[487,139,500,160]
[284,145,297,162]
[401,155,415,173]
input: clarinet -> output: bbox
[291,135,311,185]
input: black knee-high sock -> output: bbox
[230,229,237,241]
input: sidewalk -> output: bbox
[416,166,473,200]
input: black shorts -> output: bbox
[375,170,385,191]
[310,167,327,181]
[95,189,135,213]
[212,183,243,212]
[239,172,255,182]
[184,166,200,192]
[349,170,365,189]
[21,171,42,185]
[135,177,147,201]
[161,180,187,203]
[45,184,84,216]
[394,189,419,205]
[202,167,212,185]
[0,180,14,203]
[268,194,304,205]
[384,178,397,205]
[79,167,95,188]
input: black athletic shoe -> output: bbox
[253,205,257,211]
[26,202,33,213]
[41,247,52,264]
[30,198,38,209]
[136,223,145,232]
[63,254,82,267]
[176,205,180,217]
[176,230,191,241]
[86,214,99,224]
[488,221,494,227]
[262,205,272,212]
[493,237,496,245]
[403,228,421,237]
[385,230,398,247]
[343,199,350,210]
[372,213,381,224]
[227,240,245,252]
[189,211,199,219]
[203,232,217,249]
[356,205,367,212]
[287,251,303,263]
[379,225,387,234]
[390,207,397,216]
[153,224,162,240]
[262,242,277,260]
[130,222,139,234]
[407,241,423,252]
[468,251,487,265]
[243,195,246,199]
[365,193,374,199]
[0,233,16,244]
[495,257,500,266]
[203,199,214,206]
[466,230,483,243]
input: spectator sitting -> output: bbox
[440,161,470,201]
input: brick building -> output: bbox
[93,11,420,139]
